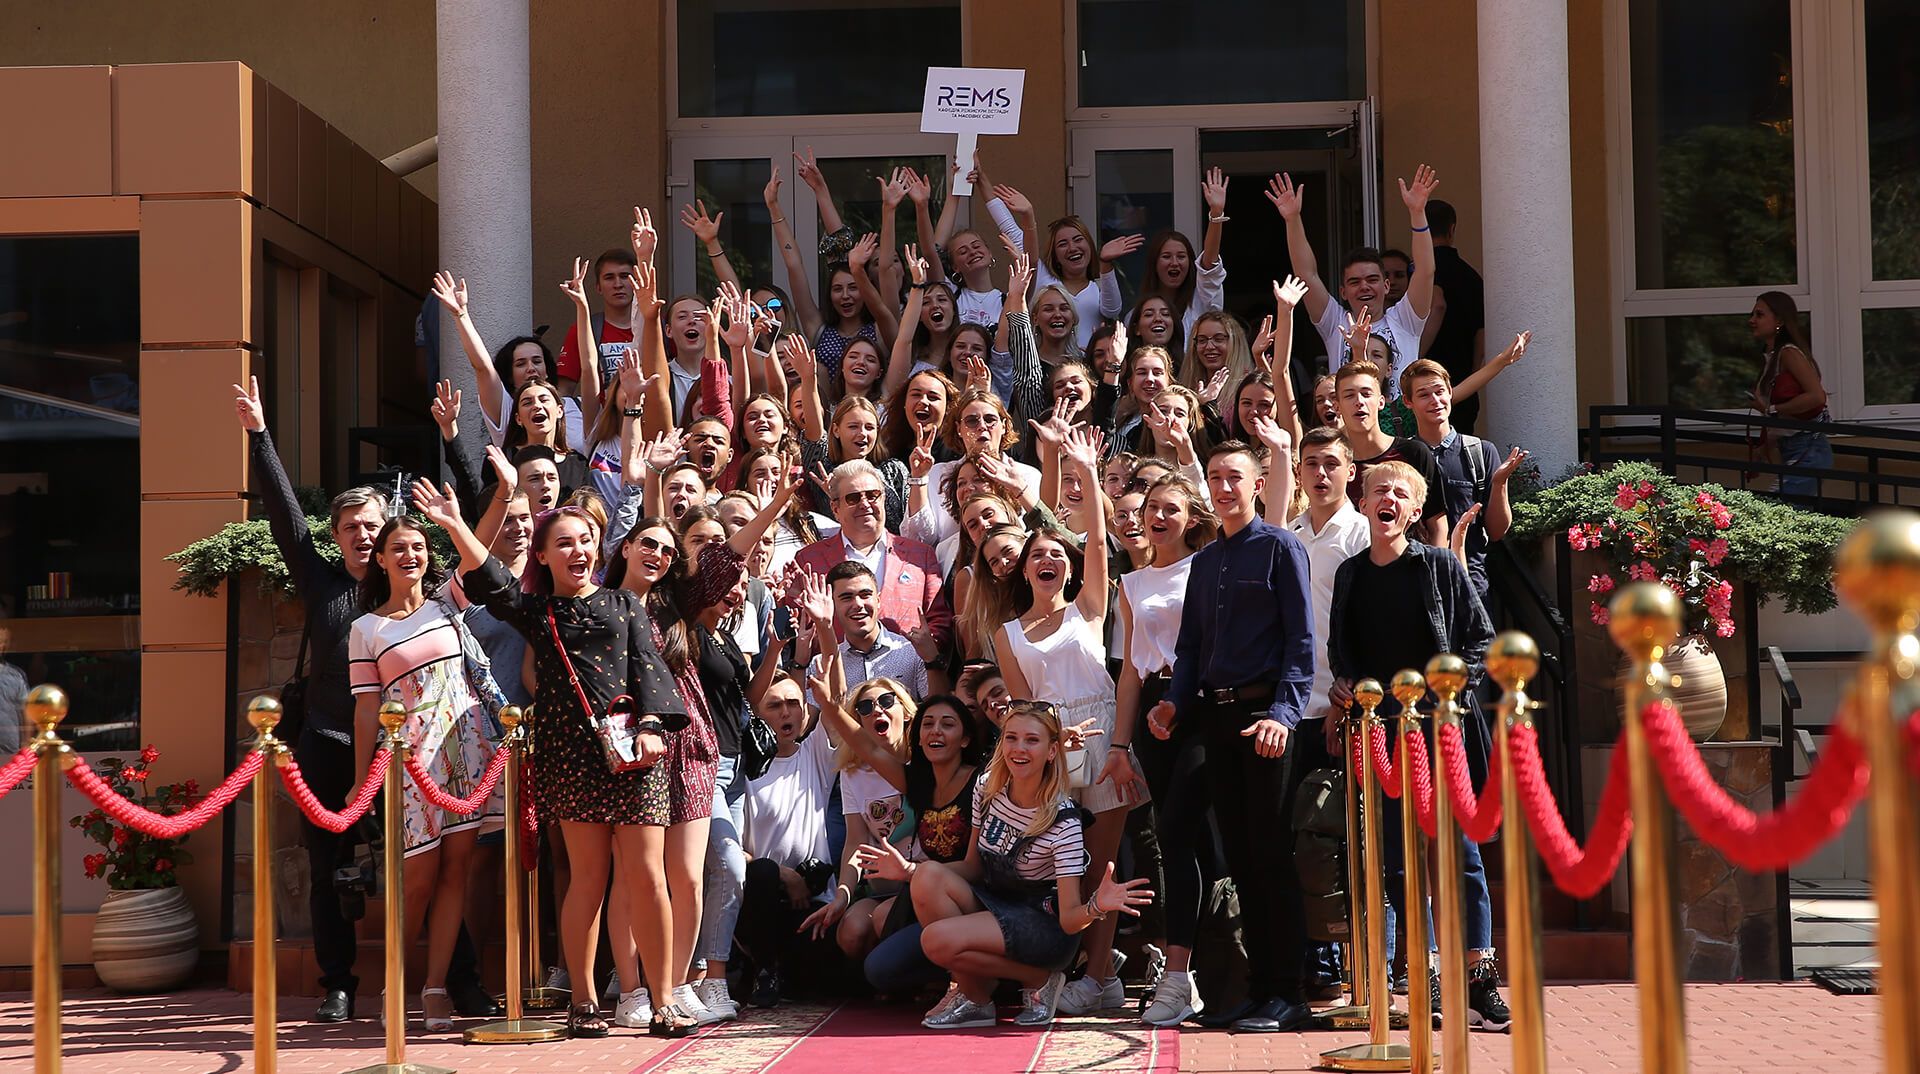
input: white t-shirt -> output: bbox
[972,783,1089,882]
[956,286,1005,330]
[1313,296,1429,399]
[1289,501,1372,720]
[486,388,585,450]
[842,764,910,850]
[1121,557,1194,676]
[742,729,835,865]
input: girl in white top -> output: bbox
[1112,471,1222,1025]
[994,427,1149,1014]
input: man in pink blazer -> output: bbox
[792,459,953,653]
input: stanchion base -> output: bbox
[1317,1042,1417,1072]
[1315,1004,1411,1030]
[340,1064,456,1074]
[464,1017,569,1044]
[518,987,568,1012]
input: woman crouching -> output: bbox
[853,700,1151,1029]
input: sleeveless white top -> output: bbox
[1120,557,1192,676]
[1002,604,1114,705]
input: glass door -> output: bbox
[1069,126,1199,307]
[667,134,792,299]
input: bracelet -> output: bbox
[1208,214,1230,223]
[1085,894,1108,921]
[771,216,788,226]
[705,245,724,257]
[636,720,666,736]
[1411,224,1431,233]
[907,476,929,487]
[646,459,672,475]
[621,406,645,418]
[1117,742,1133,754]
[910,281,933,290]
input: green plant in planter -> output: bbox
[166,514,458,598]
[1509,461,1852,621]
[70,745,197,890]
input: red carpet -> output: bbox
[632,1002,1177,1074]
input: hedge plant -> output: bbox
[166,488,457,598]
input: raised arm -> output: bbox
[1198,167,1228,271]
[1485,445,1525,542]
[632,252,672,437]
[1031,396,1071,512]
[905,166,948,281]
[233,377,330,596]
[876,168,909,305]
[768,166,824,342]
[847,233,900,347]
[680,199,743,294]
[931,161,963,249]
[1265,173,1332,323]
[794,145,845,236]
[1251,414,1296,525]
[412,477,489,574]
[883,246,931,403]
[1452,330,1529,403]
[1272,275,1309,446]
[1398,165,1439,321]
[781,335,828,447]
[988,182,1036,258]
[430,273,506,430]
[1001,249,1046,427]
[728,474,799,556]
[801,576,909,790]
[562,255,604,433]
[1065,426,1109,622]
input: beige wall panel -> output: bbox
[140,348,254,498]
[401,182,427,295]
[137,647,238,940]
[964,0,1070,222]
[0,196,140,234]
[140,498,247,647]
[263,81,301,219]
[375,164,403,282]
[140,197,253,346]
[1378,0,1483,266]
[0,66,114,197]
[351,149,379,265]
[0,2,437,199]
[296,105,328,232]
[115,61,252,197]
[325,123,355,249]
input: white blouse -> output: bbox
[1120,556,1194,677]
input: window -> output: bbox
[0,235,142,753]
[1626,313,1777,411]
[1077,0,1363,108]
[1865,0,1920,285]
[677,0,961,118]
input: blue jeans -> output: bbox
[1778,428,1833,498]
[864,921,944,992]
[1382,805,1494,966]
[697,755,748,965]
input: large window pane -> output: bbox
[814,153,950,254]
[1626,312,1776,411]
[1078,0,1362,107]
[1628,0,1795,290]
[1864,307,1920,407]
[678,0,960,117]
[1866,1,1920,283]
[0,235,141,753]
[1093,149,1174,304]
[692,158,779,298]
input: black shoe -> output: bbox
[749,967,782,1009]
[1232,997,1314,1033]
[1468,959,1512,1032]
[1194,997,1257,1029]
[313,989,354,1023]
[1426,971,1444,1028]
[448,977,502,1017]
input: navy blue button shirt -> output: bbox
[1167,516,1316,728]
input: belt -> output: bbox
[1145,668,1174,683]
[1203,682,1276,706]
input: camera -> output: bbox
[332,817,383,922]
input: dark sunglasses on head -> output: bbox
[1010,699,1057,717]
[854,692,900,717]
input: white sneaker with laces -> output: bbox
[1015,971,1068,1027]
[696,978,740,1021]
[613,989,653,1028]
[1141,970,1203,1027]
[1056,974,1126,1014]
[674,983,721,1025]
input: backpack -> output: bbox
[1292,767,1351,944]
[1186,877,1250,1014]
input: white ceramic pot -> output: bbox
[92,886,201,992]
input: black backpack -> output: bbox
[1292,767,1351,944]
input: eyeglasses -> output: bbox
[961,413,1002,428]
[1112,507,1144,525]
[840,488,885,505]
[1192,333,1231,347]
[853,692,899,717]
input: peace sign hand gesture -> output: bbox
[562,256,591,309]
[904,243,930,286]
[630,207,658,264]
[233,375,266,433]
[1061,718,1104,751]
[908,423,937,479]
[431,379,462,441]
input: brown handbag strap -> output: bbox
[546,607,598,721]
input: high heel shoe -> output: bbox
[420,987,454,1032]
[649,1002,696,1038]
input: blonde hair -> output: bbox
[1363,459,1428,509]
[1180,309,1254,398]
[828,394,887,464]
[980,704,1071,836]
[835,677,915,774]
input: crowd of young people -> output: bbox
[237,151,1547,1041]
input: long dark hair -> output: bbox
[525,506,598,595]
[358,518,450,612]
[1757,290,1813,361]
[504,377,571,454]
[882,369,957,461]
[908,694,989,772]
[737,447,817,544]
[491,335,557,398]
[1137,229,1198,320]
[1007,524,1087,615]
[612,515,692,674]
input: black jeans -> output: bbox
[1200,699,1306,1003]
[737,858,847,994]
[1140,677,1210,951]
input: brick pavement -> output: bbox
[0,982,1882,1073]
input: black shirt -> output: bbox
[696,625,749,758]
[1348,436,1448,529]
[1340,552,1431,715]
[1429,246,1486,429]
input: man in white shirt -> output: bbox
[1287,428,1372,736]
[1267,165,1441,397]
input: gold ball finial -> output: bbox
[247,695,283,734]
[1608,582,1681,662]
[499,705,523,732]
[25,685,69,733]
[1390,668,1427,709]
[1354,679,1384,712]
[1487,631,1540,691]
[1424,653,1469,700]
[378,700,407,732]
[1834,511,1920,630]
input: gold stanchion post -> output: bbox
[1424,655,1470,1074]
[29,684,70,1074]
[1610,583,1688,1074]
[1322,680,1414,1073]
[1487,633,1548,1074]
[250,696,285,1074]
[344,701,454,1074]
[1835,514,1920,1074]
[1393,670,1437,1074]
[466,707,565,1044]
[1322,700,1372,1031]
[515,706,565,1014]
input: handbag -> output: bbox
[545,607,684,774]
[275,623,312,745]
[739,699,778,781]
[439,595,509,735]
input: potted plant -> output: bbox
[70,745,204,991]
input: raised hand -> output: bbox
[1496,330,1532,369]
[233,375,266,433]
[991,183,1032,218]
[1492,445,1527,485]
[880,167,910,210]
[903,166,931,207]
[1202,166,1230,217]
[851,840,913,883]
[1264,172,1305,219]
[1006,248,1034,307]
[630,207,658,264]
[1198,365,1232,405]
[1090,861,1156,917]
[1062,422,1104,472]
[430,271,470,318]
[780,335,818,385]
[1398,164,1440,214]
[410,478,461,531]
[1338,303,1376,354]
[1275,274,1310,311]
[617,351,659,409]
[904,621,939,662]
[561,256,591,309]
[798,568,834,628]
[794,146,825,191]
[1096,747,1143,806]
[904,243,930,286]
[717,281,752,351]
[1110,320,1129,363]
[956,352,991,392]
[484,444,516,493]
[679,199,723,244]
[430,379,462,440]
[764,165,784,211]
[633,255,662,319]
[1451,503,1482,563]
[806,460,833,499]
[1251,314,1275,369]
[1099,233,1144,264]
[908,424,937,479]
[974,450,1020,493]
[848,232,879,271]
[1028,396,1073,448]
[1249,413,1290,456]
[644,427,687,472]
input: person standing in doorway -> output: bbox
[1423,200,1487,433]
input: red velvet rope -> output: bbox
[1908,710,1920,780]
[65,751,264,839]
[1370,723,1399,796]
[1512,724,1634,898]
[280,750,389,833]
[1439,722,1503,843]
[1403,729,1439,839]
[1642,699,1868,872]
[404,743,510,817]
[0,746,38,800]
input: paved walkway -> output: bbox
[0,982,1881,1073]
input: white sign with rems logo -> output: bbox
[921,66,1026,195]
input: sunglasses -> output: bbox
[854,692,900,717]
[631,534,674,556]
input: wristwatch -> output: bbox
[622,406,645,418]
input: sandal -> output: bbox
[420,988,454,1032]
[649,1002,696,1039]
[570,1001,612,1039]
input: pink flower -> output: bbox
[138,744,159,765]
[1590,602,1611,627]
[1703,538,1729,567]
[126,767,148,783]
[1613,483,1640,510]
[1588,574,1616,594]
[154,858,173,873]
[112,827,130,847]
[1567,524,1599,551]
[82,853,106,879]
[183,779,201,798]
[1694,492,1733,529]
[1636,481,1656,501]
[1628,561,1659,582]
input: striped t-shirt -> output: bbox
[972,782,1088,882]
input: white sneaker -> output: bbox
[613,989,653,1028]
[1140,943,1167,985]
[674,983,722,1025]
[695,978,740,1021]
[1015,971,1068,1027]
[1056,974,1126,1014]
[1141,970,1203,1027]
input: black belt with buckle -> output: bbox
[1145,668,1175,683]
[1204,682,1276,706]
